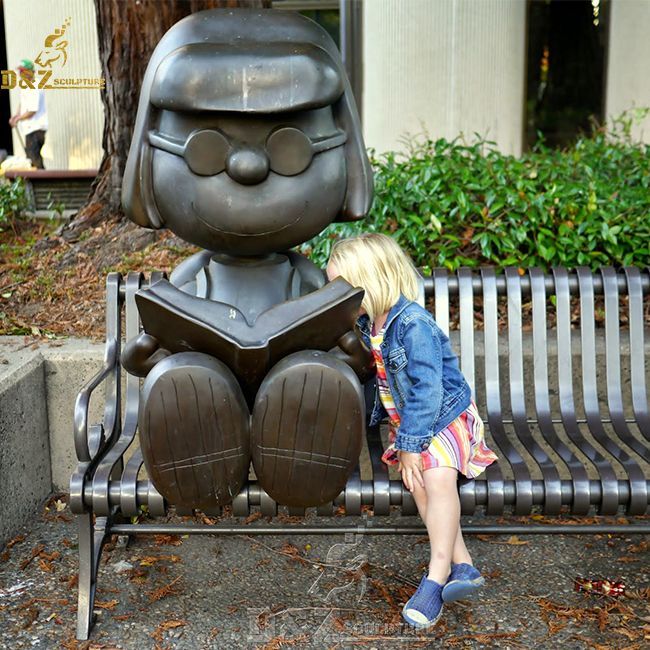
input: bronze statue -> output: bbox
[120,8,374,509]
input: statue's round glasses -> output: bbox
[148,126,347,177]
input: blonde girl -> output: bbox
[327,233,497,628]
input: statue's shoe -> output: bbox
[139,352,250,510]
[251,351,364,507]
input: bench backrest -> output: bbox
[424,267,648,425]
[80,267,648,518]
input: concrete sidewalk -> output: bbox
[1,501,648,649]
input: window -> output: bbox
[525,0,610,148]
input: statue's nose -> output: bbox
[225,147,269,185]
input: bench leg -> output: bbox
[76,512,109,640]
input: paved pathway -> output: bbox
[1,500,648,649]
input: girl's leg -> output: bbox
[451,522,473,566]
[410,478,429,524]
[422,467,461,584]
[411,470,473,573]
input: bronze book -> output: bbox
[135,278,363,391]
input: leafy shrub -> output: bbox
[301,114,650,271]
[0,177,30,231]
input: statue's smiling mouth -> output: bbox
[191,201,301,236]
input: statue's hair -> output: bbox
[329,233,420,320]
[122,9,372,230]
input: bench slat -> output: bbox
[554,268,619,513]
[530,268,591,513]
[432,268,450,336]
[577,268,631,514]
[480,268,513,515]
[625,268,650,428]
[507,268,563,514]
[458,268,476,394]
[601,268,649,514]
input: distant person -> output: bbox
[9,59,48,169]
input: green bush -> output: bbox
[301,113,650,271]
[0,177,30,231]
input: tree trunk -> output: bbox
[62,0,270,241]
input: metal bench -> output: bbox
[70,266,650,639]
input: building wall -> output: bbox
[362,0,527,156]
[3,0,104,169]
[3,0,647,170]
[605,0,650,142]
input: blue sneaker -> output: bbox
[441,563,485,602]
[402,574,444,628]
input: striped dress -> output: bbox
[370,328,497,478]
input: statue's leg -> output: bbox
[251,351,364,507]
[139,352,250,509]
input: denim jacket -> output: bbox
[357,295,471,454]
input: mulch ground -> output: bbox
[0,218,198,339]
[3,217,647,344]
[1,497,649,650]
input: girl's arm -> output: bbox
[393,316,443,453]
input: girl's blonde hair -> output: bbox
[329,233,420,320]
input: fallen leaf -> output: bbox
[6,533,26,549]
[151,618,188,642]
[201,515,219,525]
[20,543,45,570]
[153,534,182,547]
[39,550,60,562]
[94,600,119,610]
[148,575,182,602]
[127,568,148,583]
[476,535,528,545]
[279,542,308,565]
[139,555,181,566]
[627,541,648,554]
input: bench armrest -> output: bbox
[73,338,119,463]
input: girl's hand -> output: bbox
[397,451,425,492]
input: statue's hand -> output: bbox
[121,332,171,377]
[329,328,376,384]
